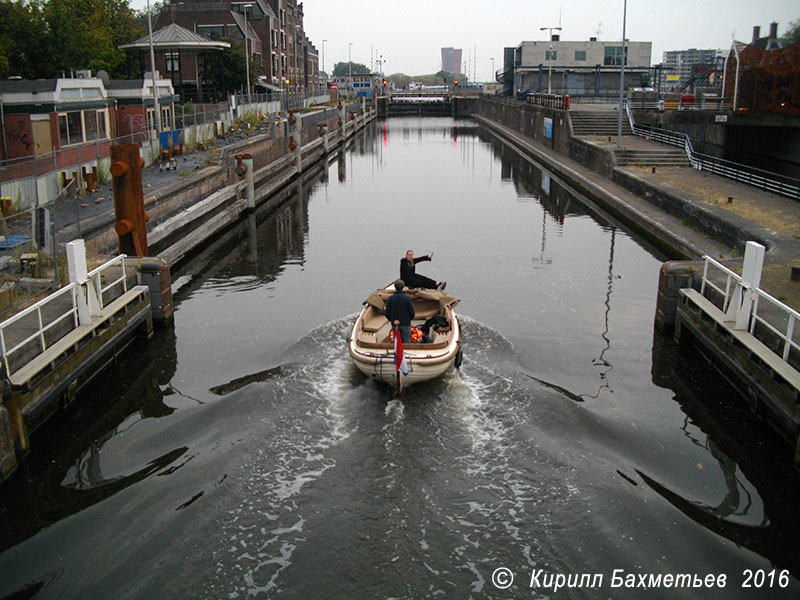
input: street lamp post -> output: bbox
[348,42,353,98]
[243,3,252,99]
[145,0,161,138]
[540,26,562,95]
[490,57,495,83]
[294,25,301,94]
[617,0,628,149]
[322,39,327,82]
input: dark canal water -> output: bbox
[1,117,798,599]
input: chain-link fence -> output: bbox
[0,185,68,318]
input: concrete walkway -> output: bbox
[624,164,800,312]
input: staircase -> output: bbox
[614,148,690,167]
[570,110,632,136]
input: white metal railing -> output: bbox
[0,283,80,378]
[0,254,128,378]
[87,255,128,306]
[701,255,800,362]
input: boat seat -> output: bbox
[413,300,440,320]
[362,307,388,333]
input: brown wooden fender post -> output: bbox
[110,143,149,256]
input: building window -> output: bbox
[281,31,286,50]
[161,106,172,131]
[166,52,180,72]
[280,9,285,26]
[199,25,225,39]
[604,46,627,66]
[58,111,82,146]
[545,50,557,61]
[84,111,99,141]
[574,50,586,61]
[228,26,244,41]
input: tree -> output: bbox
[219,37,255,94]
[0,0,144,79]
[388,72,411,88]
[332,61,370,76]
[44,0,143,78]
[781,18,800,46]
[0,0,50,79]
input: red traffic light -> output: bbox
[382,79,387,86]
[454,80,458,86]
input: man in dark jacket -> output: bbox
[400,250,446,290]
[384,280,415,343]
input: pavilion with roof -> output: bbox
[120,22,231,103]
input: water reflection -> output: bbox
[0,327,179,553]
[0,165,320,554]
[650,332,800,574]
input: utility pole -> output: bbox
[617,0,628,149]
[146,0,161,141]
[244,3,252,99]
[540,26,562,95]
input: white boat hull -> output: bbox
[347,290,461,389]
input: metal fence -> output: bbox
[524,93,569,109]
[0,254,129,379]
[623,100,800,201]
[701,255,800,363]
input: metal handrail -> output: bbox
[701,255,800,363]
[0,283,80,377]
[87,255,128,307]
[623,100,800,200]
[0,254,128,378]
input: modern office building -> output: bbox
[441,47,463,74]
[661,48,725,92]
[511,36,652,97]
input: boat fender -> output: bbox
[455,347,463,370]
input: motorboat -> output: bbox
[347,286,462,390]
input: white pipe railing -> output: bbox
[701,255,800,363]
[87,255,128,306]
[0,254,129,379]
[0,283,79,377]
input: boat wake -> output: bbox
[187,315,586,597]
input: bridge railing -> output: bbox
[623,100,800,201]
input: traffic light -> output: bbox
[453,79,458,87]
[382,78,387,86]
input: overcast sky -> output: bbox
[131,0,797,80]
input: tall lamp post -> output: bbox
[540,26,562,95]
[243,3,253,99]
[490,57,495,83]
[146,0,161,138]
[348,42,353,98]
[322,39,327,83]
[617,0,628,148]
[294,25,301,94]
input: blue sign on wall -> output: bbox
[544,117,553,139]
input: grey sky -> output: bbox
[130,0,798,80]
[303,0,797,79]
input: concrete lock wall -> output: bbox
[460,97,571,154]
